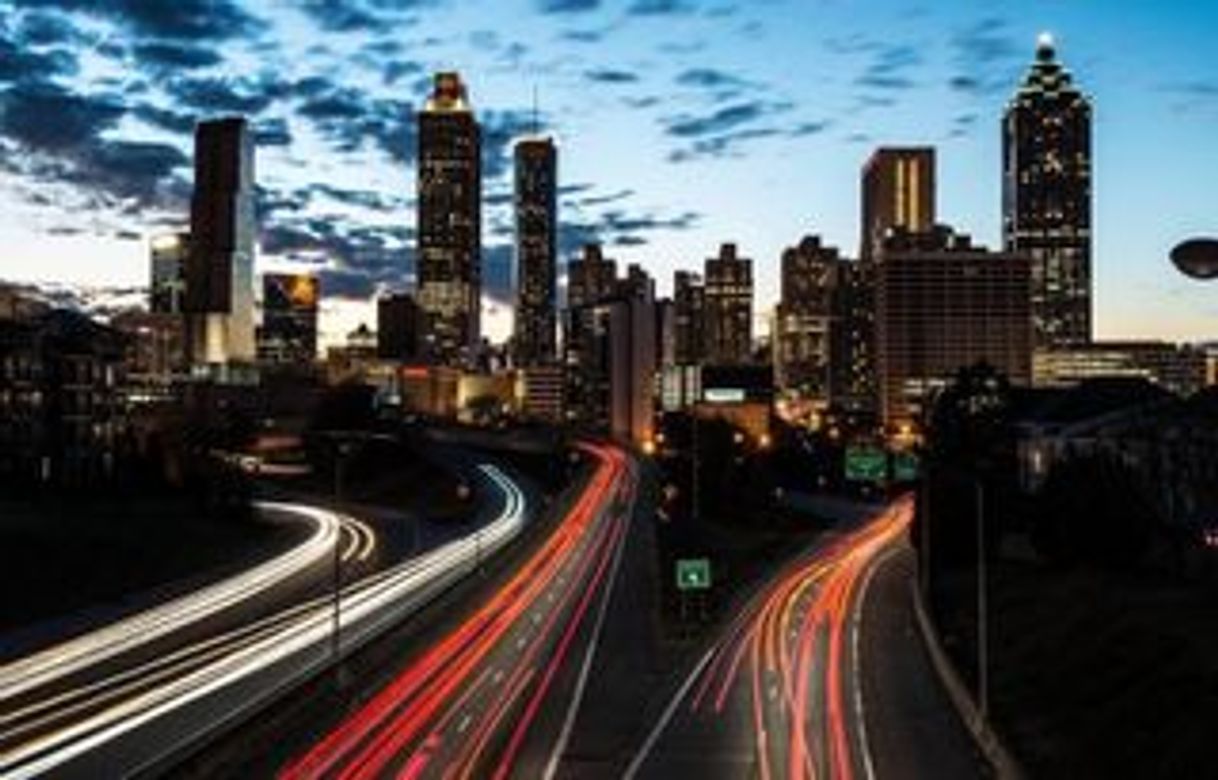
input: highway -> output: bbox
[626,496,959,780]
[0,464,528,779]
[279,442,635,780]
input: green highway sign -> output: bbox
[893,451,920,482]
[676,558,712,591]
[845,446,888,483]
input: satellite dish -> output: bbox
[1171,238,1218,280]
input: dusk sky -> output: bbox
[0,0,1215,346]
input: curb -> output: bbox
[909,580,1025,780]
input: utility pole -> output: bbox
[976,478,989,719]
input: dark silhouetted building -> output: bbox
[513,136,558,366]
[377,292,420,361]
[0,309,128,488]
[775,236,839,403]
[258,273,319,366]
[1004,34,1093,347]
[417,72,481,365]
[673,270,705,366]
[704,243,752,365]
[185,117,256,367]
[861,147,936,262]
[566,243,617,309]
[876,226,1032,427]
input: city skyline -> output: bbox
[0,0,1214,348]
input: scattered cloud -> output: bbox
[584,68,640,84]
[949,17,1022,97]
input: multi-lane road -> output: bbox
[0,463,528,779]
[279,442,636,780]
[625,497,982,780]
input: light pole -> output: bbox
[975,478,989,719]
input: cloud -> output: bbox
[538,0,600,13]
[0,81,124,152]
[584,68,640,84]
[667,101,767,137]
[0,36,79,83]
[949,17,1022,97]
[133,104,197,135]
[557,208,700,257]
[166,75,283,115]
[1163,81,1218,113]
[253,117,293,146]
[14,10,85,46]
[854,43,920,92]
[132,42,223,71]
[10,0,263,41]
[675,67,749,90]
[628,0,696,15]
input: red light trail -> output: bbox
[281,443,630,780]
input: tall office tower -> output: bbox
[564,265,655,444]
[860,147,936,262]
[257,273,319,366]
[673,270,705,365]
[185,117,255,366]
[876,225,1032,427]
[703,243,753,365]
[775,235,839,402]
[1004,34,1093,347]
[829,260,877,415]
[377,292,421,361]
[566,243,618,309]
[150,232,189,314]
[513,136,557,366]
[417,72,481,365]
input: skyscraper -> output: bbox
[377,292,420,361]
[185,117,255,366]
[1004,34,1093,347]
[566,243,617,309]
[257,273,319,366]
[513,136,557,366]
[150,232,189,315]
[673,270,705,366]
[703,243,753,365]
[860,147,936,262]
[417,72,481,366]
[775,236,839,402]
[875,225,1032,427]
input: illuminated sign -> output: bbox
[703,388,745,403]
[676,558,712,591]
[845,446,888,483]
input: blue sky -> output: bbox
[0,0,1215,345]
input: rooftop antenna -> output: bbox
[531,84,540,136]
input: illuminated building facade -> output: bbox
[1033,342,1207,398]
[150,233,189,315]
[258,273,319,366]
[566,243,617,309]
[417,72,481,366]
[703,243,752,366]
[185,117,256,367]
[1004,35,1093,347]
[876,226,1032,427]
[513,136,558,366]
[775,235,839,403]
[860,147,936,262]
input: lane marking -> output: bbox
[622,645,716,780]
[850,543,900,780]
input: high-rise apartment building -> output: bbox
[1004,34,1093,347]
[513,136,557,366]
[417,72,481,365]
[875,225,1032,427]
[703,243,752,365]
[184,117,255,366]
[775,236,839,403]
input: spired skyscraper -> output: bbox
[513,136,557,366]
[184,117,255,367]
[1003,34,1093,348]
[417,72,482,366]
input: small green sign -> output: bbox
[892,451,920,482]
[676,558,711,591]
[845,446,888,483]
